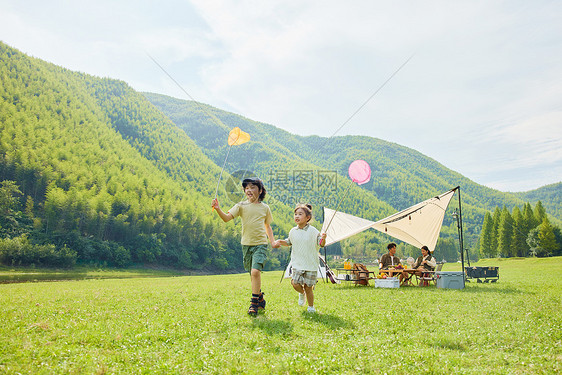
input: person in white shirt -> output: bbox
[413,245,437,274]
[275,204,326,313]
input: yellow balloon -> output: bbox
[228,127,251,146]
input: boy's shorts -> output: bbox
[242,244,268,272]
[291,269,318,287]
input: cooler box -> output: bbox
[435,271,465,289]
[374,277,400,288]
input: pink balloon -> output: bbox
[348,160,371,185]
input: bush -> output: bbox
[112,245,131,268]
[0,235,77,268]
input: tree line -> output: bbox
[478,201,562,258]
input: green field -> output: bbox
[1,258,561,374]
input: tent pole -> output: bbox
[280,249,291,284]
[322,207,328,283]
[324,246,328,283]
[456,186,467,274]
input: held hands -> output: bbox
[271,239,281,249]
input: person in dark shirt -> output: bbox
[379,243,401,269]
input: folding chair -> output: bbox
[417,263,443,286]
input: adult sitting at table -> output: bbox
[413,245,437,285]
[379,243,402,278]
[379,243,400,269]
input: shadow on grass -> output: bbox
[461,285,528,294]
[251,316,293,336]
[329,284,370,291]
[394,284,528,295]
[300,311,355,330]
[432,337,467,351]
[329,281,529,296]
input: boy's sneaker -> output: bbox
[307,306,316,313]
[298,293,305,306]
[258,292,266,310]
[248,297,259,317]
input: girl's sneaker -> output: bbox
[298,293,305,306]
[307,306,316,313]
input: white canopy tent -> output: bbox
[321,187,458,251]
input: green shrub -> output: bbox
[0,235,76,268]
[112,245,131,268]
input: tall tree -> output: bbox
[522,202,537,233]
[536,217,558,257]
[497,206,514,257]
[0,180,22,216]
[553,226,562,256]
[534,201,547,225]
[435,237,459,262]
[479,212,495,258]
[511,206,528,257]
[491,206,502,256]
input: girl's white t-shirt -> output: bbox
[286,224,321,271]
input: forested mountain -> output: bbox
[1,41,560,270]
[0,41,254,269]
[516,182,562,221]
[145,93,561,259]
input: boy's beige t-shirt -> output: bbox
[229,201,273,246]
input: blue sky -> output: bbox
[1,0,561,192]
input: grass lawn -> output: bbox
[1,257,561,374]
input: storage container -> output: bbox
[435,271,465,289]
[374,277,399,288]
[465,266,499,283]
[465,267,485,278]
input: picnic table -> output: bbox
[379,268,435,286]
[335,268,376,282]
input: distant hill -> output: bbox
[516,182,562,221]
[144,93,562,250]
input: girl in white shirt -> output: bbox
[276,204,326,313]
